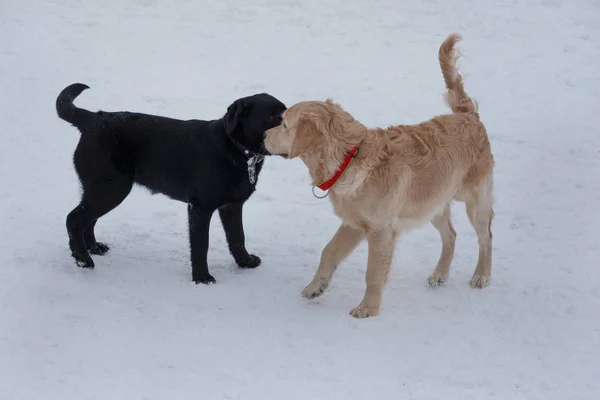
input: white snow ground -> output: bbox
[1,0,599,399]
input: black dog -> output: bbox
[56,83,286,284]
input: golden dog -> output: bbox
[265,34,494,318]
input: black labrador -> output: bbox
[55,83,286,284]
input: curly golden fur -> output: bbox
[265,34,494,318]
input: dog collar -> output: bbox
[312,147,359,198]
[227,134,256,160]
[226,134,264,185]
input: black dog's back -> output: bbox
[57,84,227,203]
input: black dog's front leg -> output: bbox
[219,203,261,268]
[188,203,216,284]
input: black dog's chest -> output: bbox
[229,182,256,203]
[146,157,263,206]
[226,160,263,203]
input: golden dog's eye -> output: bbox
[283,123,287,129]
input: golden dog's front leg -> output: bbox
[350,227,395,318]
[301,223,364,299]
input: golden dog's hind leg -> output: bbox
[428,205,457,287]
[466,178,494,288]
[350,226,395,318]
[301,223,364,299]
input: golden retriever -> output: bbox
[265,34,494,318]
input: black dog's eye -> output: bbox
[268,115,280,121]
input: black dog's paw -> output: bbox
[88,242,110,256]
[72,252,95,269]
[236,254,261,269]
[193,274,217,285]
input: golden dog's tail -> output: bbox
[438,33,478,115]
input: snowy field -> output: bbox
[1,0,599,399]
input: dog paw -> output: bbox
[427,271,448,287]
[470,274,491,288]
[74,257,94,269]
[301,281,327,299]
[349,303,379,319]
[193,274,216,284]
[88,242,110,256]
[236,254,261,269]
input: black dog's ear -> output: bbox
[225,99,248,136]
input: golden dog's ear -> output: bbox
[289,113,323,159]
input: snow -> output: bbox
[1,0,599,398]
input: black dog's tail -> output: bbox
[56,83,93,126]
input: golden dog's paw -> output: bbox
[427,271,448,287]
[349,303,380,319]
[301,281,327,299]
[470,274,491,288]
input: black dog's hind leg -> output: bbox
[67,204,95,268]
[219,203,261,268]
[84,219,110,255]
[188,203,216,284]
[67,177,133,269]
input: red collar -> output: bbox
[316,147,359,191]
